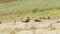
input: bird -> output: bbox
[34,19,42,22]
[43,17,46,19]
[39,17,42,19]
[22,17,30,23]
[0,21,1,24]
[47,17,50,19]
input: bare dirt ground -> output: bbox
[0,18,60,34]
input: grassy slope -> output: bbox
[0,0,60,20]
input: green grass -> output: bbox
[0,0,60,20]
[20,9,60,19]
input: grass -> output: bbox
[0,0,60,20]
[21,9,60,19]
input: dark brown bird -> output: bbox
[39,17,42,19]
[43,17,46,19]
[34,19,42,22]
[0,21,1,24]
[47,17,50,19]
[22,17,30,23]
